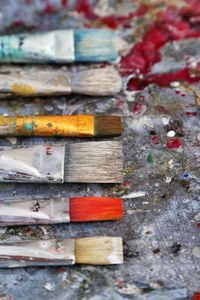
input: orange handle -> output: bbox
[0,115,94,137]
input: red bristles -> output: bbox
[69,197,123,222]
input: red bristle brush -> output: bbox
[0,196,123,226]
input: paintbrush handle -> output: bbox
[0,115,94,137]
[0,239,75,267]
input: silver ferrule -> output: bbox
[0,197,69,226]
[0,30,75,63]
[0,239,75,268]
[0,144,65,183]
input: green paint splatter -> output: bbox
[47,123,53,127]
[147,152,154,164]
[24,123,33,131]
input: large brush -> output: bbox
[0,115,122,137]
[0,236,123,267]
[0,196,123,226]
[0,29,120,63]
[0,141,123,183]
[0,65,122,97]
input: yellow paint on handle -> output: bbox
[12,83,37,96]
[15,115,94,137]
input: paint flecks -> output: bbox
[12,83,37,96]
[132,103,146,116]
[192,293,200,300]
[166,138,182,150]
[147,152,154,164]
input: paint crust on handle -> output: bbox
[0,144,65,183]
[0,197,69,226]
[0,115,94,137]
[0,66,71,97]
[0,30,75,63]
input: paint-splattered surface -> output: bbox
[0,0,199,299]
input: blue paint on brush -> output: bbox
[74,29,118,62]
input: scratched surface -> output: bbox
[0,1,199,299]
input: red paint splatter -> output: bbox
[166,138,182,149]
[44,3,54,14]
[116,101,124,107]
[196,223,200,228]
[127,69,200,91]
[121,5,200,89]
[61,0,67,7]
[25,0,32,4]
[192,293,200,300]
[98,6,147,29]
[186,111,197,116]
[151,135,159,144]
[123,181,131,189]
[75,0,94,19]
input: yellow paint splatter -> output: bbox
[12,83,37,96]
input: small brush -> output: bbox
[0,196,123,226]
[0,141,123,183]
[0,236,123,267]
[0,29,120,63]
[0,115,122,137]
[0,65,122,97]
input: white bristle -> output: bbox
[64,141,123,183]
[75,237,123,265]
[71,66,122,95]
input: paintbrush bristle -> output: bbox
[70,66,122,95]
[75,237,123,265]
[74,29,118,62]
[94,116,122,136]
[70,197,123,222]
[64,141,123,183]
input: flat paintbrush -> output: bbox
[0,65,122,97]
[0,115,122,137]
[0,141,123,183]
[0,29,122,63]
[0,236,123,267]
[0,196,123,226]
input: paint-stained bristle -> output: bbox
[64,141,123,183]
[70,67,122,95]
[75,237,123,265]
[69,197,123,222]
[94,116,122,137]
[74,29,118,62]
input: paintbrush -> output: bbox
[0,29,121,63]
[0,65,122,97]
[0,115,122,137]
[0,141,123,183]
[0,196,123,226]
[0,237,123,267]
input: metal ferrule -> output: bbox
[0,197,69,226]
[0,30,75,63]
[0,144,65,183]
[0,239,75,268]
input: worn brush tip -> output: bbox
[70,66,122,96]
[70,197,123,222]
[64,141,123,183]
[75,237,123,265]
[94,116,122,137]
[74,29,118,62]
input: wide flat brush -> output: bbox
[0,115,122,137]
[0,29,120,63]
[0,236,123,267]
[0,196,123,226]
[0,65,122,97]
[0,141,123,183]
